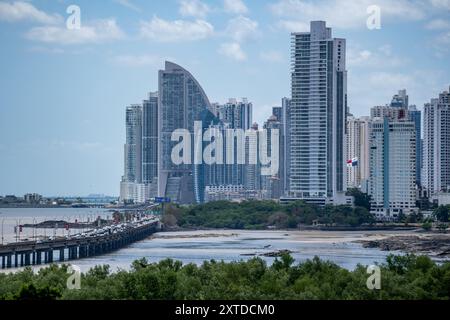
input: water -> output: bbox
[68,230,400,272]
[0,209,408,273]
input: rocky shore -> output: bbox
[358,233,450,258]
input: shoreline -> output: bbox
[358,233,450,258]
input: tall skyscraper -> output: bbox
[158,61,215,204]
[261,114,283,199]
[346,115,371,191]
[408,105,422,187]
[142,92,158,187]
[423,87,450,196]
[369,118,417,219]
[372,89,422,188]
[120,105,143,202]
[244,122,261,192]
[289,21,347,202]
[281,97,291,194]
[218,98,253,187]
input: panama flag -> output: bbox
[347,157,358,168]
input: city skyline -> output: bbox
[1,0,449,196]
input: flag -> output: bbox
[347,157,358,168]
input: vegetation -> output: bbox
[164,200,375,230]
[346,188,371,211]
[434,205,450,223]
[0,254,449,300]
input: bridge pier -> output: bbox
[36,251,42,265]
[24,252,31,266]
[1,255,5,269]
[48,250,53,263]
[59,248,65,262]
[80,245,88,258]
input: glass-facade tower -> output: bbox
[289,21,347,200]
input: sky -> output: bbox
[0,0,449,197]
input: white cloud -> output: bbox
[425,18,450,56]
[270,0,426,30]
[429,0,450,9]
[277,20,309,32]
[26,19,124,45]
[348,69,448,117]
[224,0,248,14]
[218,42,246,61]
[426,19,450,30]
[179,0,210,18]
[225,16,259,42]
[28,46,65,54]
[140,16,214,42]
[260,50,284,63]
[114,0,141,12]
[111,54,165,67]
[0,1,62,24]
[437,31,450,44]
[347,44,406,68]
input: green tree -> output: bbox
[346,188,371,210]
[434,206,449,223]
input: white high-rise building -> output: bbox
[281,97,291,194]
[120,104,143,202]
[288,21,348,203]
[346,115,371,191]
[423,87,450,196]
[369,118,417,220]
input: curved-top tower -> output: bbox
[157,61,214,203]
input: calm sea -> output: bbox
[0,208,411,273]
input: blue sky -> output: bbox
[0,0,449,197]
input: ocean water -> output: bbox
[68,230,399,272]
[0,209,406,273]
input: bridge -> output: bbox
[0,218,162,270]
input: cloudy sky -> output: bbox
[0,0,449,196]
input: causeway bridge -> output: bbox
[0,219,161,269]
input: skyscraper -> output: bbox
[218,98,253,187]
[346,115,371,191]
[289,21,347,203]
[142,92,158,188]
[281,97,291,194]
[158,61,214,204]
[244,122,261,193]
[120,105,143,202]
[261,114,284,199]
[408,105,422,187]
[423,87,450,196]
[387,89,422,188]
[369,118,417,219]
